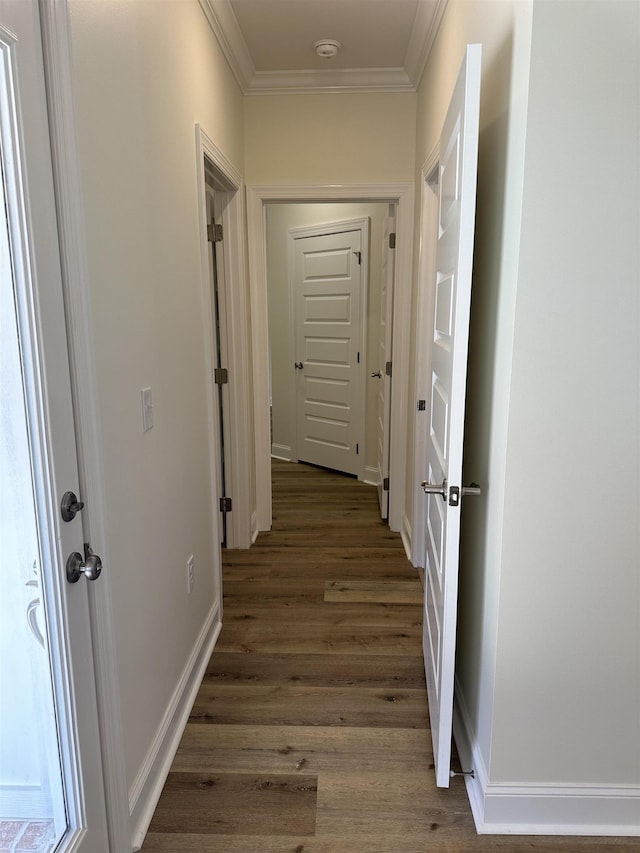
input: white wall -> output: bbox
[266,202,389,476]
[493,0,640,791]
[244,92,416,185]
[67,0,244,819]
[414,0,640,832]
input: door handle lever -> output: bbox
[371,371,382,378]
[421,478,448,501]
[462,483,481,497]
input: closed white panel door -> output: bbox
[423,44,482,788]
[376,216,395,518]
[0,0,109,848]
[294,230,363,475]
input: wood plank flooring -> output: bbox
[143,461,638,852]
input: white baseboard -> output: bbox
[129,604,222,851]
[363,465,379,486]
[453,678,640,836]
[400,513,412,561]
[271,443,291,461]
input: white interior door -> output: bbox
[294,228,364,476]
[375,215,395,518]
[0,1,109,848]
[422,44,482,788]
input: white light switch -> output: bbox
[141,387,153,432]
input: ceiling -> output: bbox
[198,0,447,94]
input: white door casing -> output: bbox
[247,183,414,534]
[0,0,110,847]
[292,224,367,476]
[205,187,226,546]
[196,125,252,550]
[423,44,482,788]
[375,215,395,518]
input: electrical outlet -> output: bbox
[186,555,194,595]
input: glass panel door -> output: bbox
[0,161,67,849]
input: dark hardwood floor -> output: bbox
[142,461,637,852]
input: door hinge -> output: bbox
[356,443,359,455]
[383,477,389,491]
[357,351,360,364]
[219,496,232,513]
[417,399,426,411]
[214,367,228,385]
[385,361,392,377]
[388,232,396,249]
[207,223,223,243]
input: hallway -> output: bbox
[142,462,637,852]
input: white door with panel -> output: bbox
[0,1,109,848]
[422,44,482,788]
[293,228,364,476]
[375,216,395,518]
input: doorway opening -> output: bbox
[247,184,415,535]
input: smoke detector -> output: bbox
[314,39,341,58]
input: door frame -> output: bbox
[39,1,130,848]
[411,148,440,569]
[196,124,253,549]
[287,216,370,478]
[247,183,414,533]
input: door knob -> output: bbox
[294,361,304,369]
[421,478,448,501]
[66,547,102,583]
[371,371,382,378]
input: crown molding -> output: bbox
[199,0,448,95]
[198,0,254,92]
[245,67,415,96]
[405,0,448,87]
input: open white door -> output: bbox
[0,1,109,847]
[375,216,395,519]
[422,44,482,788]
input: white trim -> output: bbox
[453,679,640,836]
[247,184,414,533]
[271,443,291,461]
[363,465,378,486]
[401,514,412,562]
[246,67,415,95]
[411,147,440,570]
[287,216,370,479]
[197,0,253,93]
[404,0,448,88]
[130,607,222,851]
[39,2,131,849]
[196,125,253,549]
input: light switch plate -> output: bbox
[141,387,153,432]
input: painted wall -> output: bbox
[492,0,640,788]
[413,0,640,827]
[244,92,416,185]
[67,0,244,805]
[266,202,389,477]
